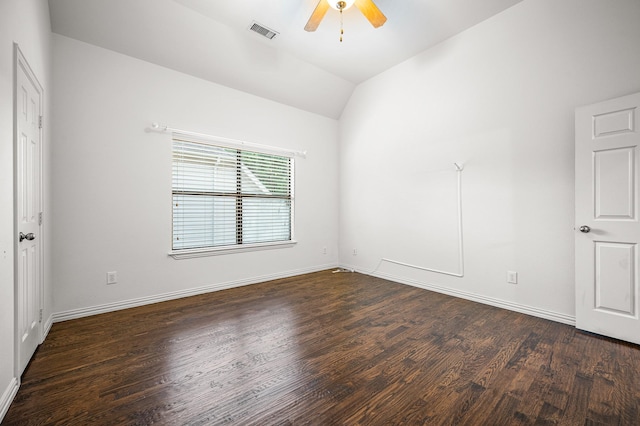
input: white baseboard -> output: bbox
[343,264,576,326]
[0,377,19,424]
[42,314,53,343]
[52,263,339,323]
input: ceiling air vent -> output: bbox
[249,21,279,40]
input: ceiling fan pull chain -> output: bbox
[340,7,344,42]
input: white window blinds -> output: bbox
[172,138,293,251]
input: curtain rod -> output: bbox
[150,123,307,159]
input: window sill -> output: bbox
[169,240,297,260]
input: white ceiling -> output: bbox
[48,0,523,118]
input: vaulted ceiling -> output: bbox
[48,0,523,118]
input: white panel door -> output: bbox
[16,46,43,375]
[575,92,640,344]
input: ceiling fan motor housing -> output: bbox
[330,0,355,11]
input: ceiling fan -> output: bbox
[304,0,387,41]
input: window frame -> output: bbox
[169,136,296,259]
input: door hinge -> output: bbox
[39,212,43,226]
[39,309,43,323]
[39,115,43,129]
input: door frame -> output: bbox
[13,43,45,377]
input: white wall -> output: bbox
[0,0,52,419]
[339,0,640,321]
[51,34,339,315]
[48,0,355,120]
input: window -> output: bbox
[172,138,294,255]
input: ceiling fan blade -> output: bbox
[304,0,330,32]
[354,0,387,28]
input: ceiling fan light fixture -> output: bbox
[328,0,355,11]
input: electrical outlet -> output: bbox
[323,247,327,255]
[107,271,118,285]
[353,248,358,256]
[507,271,518,284]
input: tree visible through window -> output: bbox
[172,139,293,251]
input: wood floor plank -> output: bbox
[3,271,640,425]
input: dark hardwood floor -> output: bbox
[3,271,640,425]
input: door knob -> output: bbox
[578,225,591,233]
[19,232,35,242]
